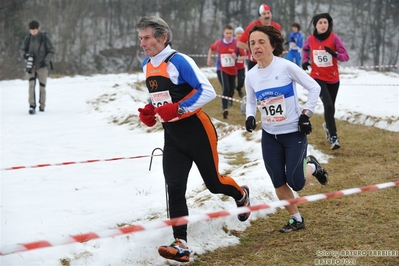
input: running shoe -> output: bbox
[330,135,341,150]
[223,109,228,119]
[322,122,330,142]
[158,238,190,262]
[307,155,328,185]
[236,185,251,221]
[279,217,305,233]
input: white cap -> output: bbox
[234,27,244,35]
[258,4,271,16]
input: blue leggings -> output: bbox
[286,50,301,66]
[261,130,308,191]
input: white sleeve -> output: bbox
[244,71,258,118]
[286,63,321,112]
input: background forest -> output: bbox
[1,0,398,80]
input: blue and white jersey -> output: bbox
[142,45,216,113]
[288,31,304,50]
[245,56,320,134]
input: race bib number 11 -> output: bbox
[220,53,235,67]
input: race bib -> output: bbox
[258,95,287,123]
[150,91,172,108]
[150,91,173,122]
[312,50,333,67]
[220,53,235,67]
[289,42,299,50]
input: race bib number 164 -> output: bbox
[258,95,287,123]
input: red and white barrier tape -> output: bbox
[0,154,162,171]
[1,100,249,172]
[341,84,398,86]
[341,64,398,69]
[1,180,398,256]
[0,125,245,171]
[217,94,244,103]
[188,53,398,69]
[0,124,247,171]
[2,89,393,171]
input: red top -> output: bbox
[236,47,246,70]
[308,33,340,83]
[210,39,244,75]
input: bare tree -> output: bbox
[1,0,398,80]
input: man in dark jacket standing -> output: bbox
[21,20,55,114]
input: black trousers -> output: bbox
[234,68,245,95]
[315,79,340,136]
[217,70,236,110]
[162,112,244,241]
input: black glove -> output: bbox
[245,116,257,132]
[290,37,295,43]
[298,114,312,135]
[324,46,338,58]
[40,61,49,68]
[302,62,311,70]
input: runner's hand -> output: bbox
[138,104,156,127]
[245,116,257,132]
[155,103,180,122]
[298,114,312,134]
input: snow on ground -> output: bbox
[0,67,398,265]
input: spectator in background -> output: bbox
[136,16,251,263]
[237,3,281,70]
[20,20,55,114]
[233,26,246,99]
[302,13,349,150]
[285,23,303,66]
[207,24,245,119]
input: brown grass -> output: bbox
[186,78,399,266]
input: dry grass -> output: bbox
[187,78,399,266]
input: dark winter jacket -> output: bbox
[21,31,55,70]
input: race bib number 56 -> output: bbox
[312,50,333,67]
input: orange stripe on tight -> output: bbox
[196,111,244,194]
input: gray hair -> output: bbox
[135,16,173,46]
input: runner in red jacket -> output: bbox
[237,3,281,70]
[302,13,349,150]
